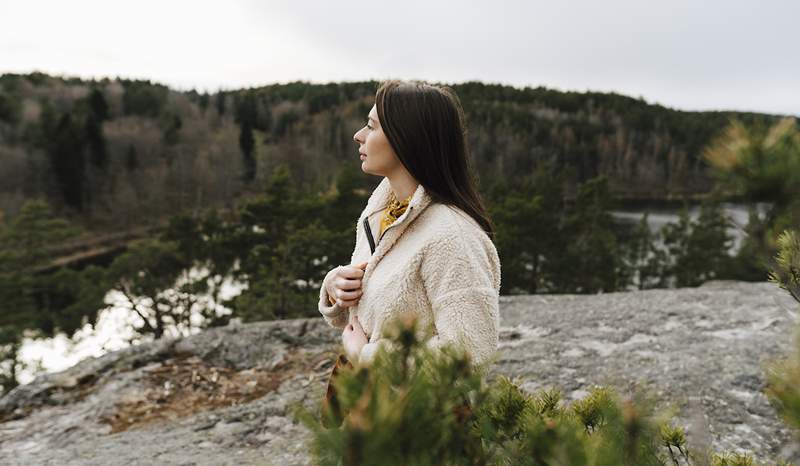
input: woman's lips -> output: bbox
[360,154,366,160]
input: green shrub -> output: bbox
[292,314,794,465]
[765,230,800,432]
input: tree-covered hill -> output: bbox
[0,72,784,232]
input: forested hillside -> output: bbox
[0,72,782,232]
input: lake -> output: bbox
[13,202,771,385]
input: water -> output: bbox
[610,202,772,255]
[16,265,247,385]
[12,205,770,385]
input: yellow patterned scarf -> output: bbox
[380,190,413,236]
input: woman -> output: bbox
[318,79,502,371]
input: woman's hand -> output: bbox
[326,262,367,308]
[342,314,368,363]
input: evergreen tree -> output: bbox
[294,314,792,466]
[105,206,251,341]
[222,164,334,322]
[703,117,800,279]
[766,230,800,311]
[660,201,733,287]
[235,90,259,182]
[84,115,108,169]
[228,222,336,322]
[0,200,106,395]
[0,90,20,124]
[489,163,565,294]
[105,235,226,341]
[727,206,773,281]
[326,164,367,232]
[235,90,258,127]
[765,230,800,439]
[49,113,86,211]
[87,87,109,121]
[121,80,168,117]
[161,113,182,145]
[318,165,370,269]
[239,120,256,182]
[215,91,226,116]
[620,213,670,290]
[198,92,210,113]
[553,176,626,293]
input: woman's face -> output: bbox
[353,104,402,177]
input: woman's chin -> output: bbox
[359,161,385,177]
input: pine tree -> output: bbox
[0,90,20,124]
[49,113,86,211]
[105,236,217,340]
[84,115,107,169]
[555,176,624,293]
[218,164,337,322]
[0,200,105,395]
[87,87,109,121]
[161,113,182,145]
[765,230,800,436]
[620,212,670,289]
[198,92,209,113]
[215,92,226,116]
[235,91,259,182]
[660,201,733,287]
[239,120,256,182]
[703,117,800,280]
[293,313,794,465]
[489,163,565,294]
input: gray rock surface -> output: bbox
[1,281,799,465]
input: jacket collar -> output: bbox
[359,176,434,272]
[360,176,433,223]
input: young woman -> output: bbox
[318,79,502,371]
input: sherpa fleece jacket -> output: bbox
[318,176,502,369]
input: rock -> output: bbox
[0,281,798,465]
[497,281,799,463]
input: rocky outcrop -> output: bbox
[1,281,798,465]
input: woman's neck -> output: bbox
[387,174,419,202]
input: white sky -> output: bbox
[1,0,798,114]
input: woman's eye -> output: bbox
[366,124,374,130]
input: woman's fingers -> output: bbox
[352,315,363,330]
[336,290,361,307]
[334,288,363,301]
[342,318,366,339]
[334,277,362,291]
[340,264,366,279]
[330,262,367,308]
[332,276,363,308]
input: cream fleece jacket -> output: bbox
[318,176,502,370]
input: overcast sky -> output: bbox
[1,0,797,116]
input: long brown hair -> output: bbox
[374,80,496,241]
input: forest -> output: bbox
[0,72,798,397]
[0,72,783,229]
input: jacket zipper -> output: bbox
[363,206,413,255]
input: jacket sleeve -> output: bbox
[318,267,349,329]
[418,232,502,370]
